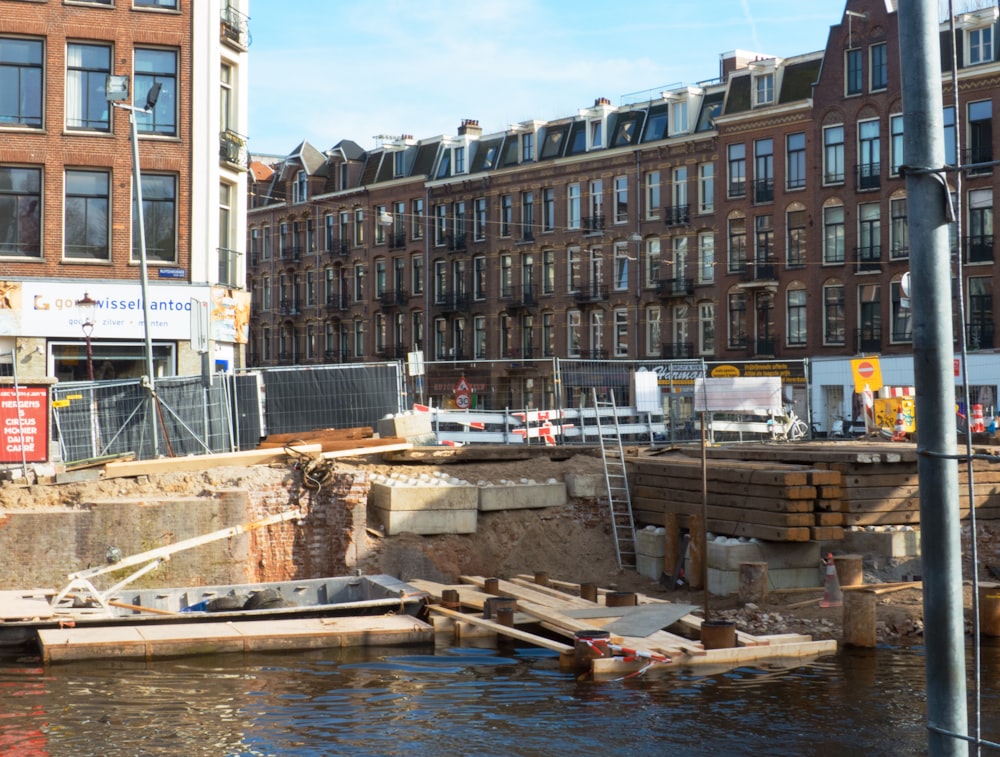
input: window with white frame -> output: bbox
[67,43,111,131]
[646,171,660,220]
[845,48,862,95]
[890,276,912,342]
[727,290,747,348]
[293,170,307,203]
[588,179,603,231]
[353,262,365,301]
[353,208,364,246]
[542,312,554,357]
[672,305,688,355]
[411,198,424,239]
[727,213,747,273]
[474,315,486,358]
[823,203,845,264]
[567,246,581,292]
[613,308,629,357]
[134,48,177,136]
[727,143,746,197]
[1,37,43,129]
[823,125,845,184]
[870,43,888,91]
[588,119,603,150]
[500,194,512,237]
[567,310,581,357]
[542,188,554,232]
[698,232,714,284]
[969,25,994,65]
[890,196,908,259]
[698,302,715,355]
[411,254,423,295]
[614,176,628,224]
[66,169,110,260]
[590,311,604,356]
[645,237,660,288]
[542,249,555,294]
[754,72,774,106]
[646,306,661,356]
[613,242,630,291]
[669,98,688,136]
[890,114,904,176]
[787,207,807,268]
[568,182,581,229]
[786,133,806,190]
[434,204,447,246]
[474,256,487,300]
[698,163,714,213]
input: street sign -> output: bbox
[851,357,883,393]
[454,376,471,394]
[455,392,471,409]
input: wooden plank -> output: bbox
[103,444,323,478]
[0,589,55,620]
[810,526,845,541]
[320,442,413,460]
[656,500,815,528]
[427,604,573,654]
[633,485,814,514]
[262,427,374,445]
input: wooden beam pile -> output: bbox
[628,453,842,542]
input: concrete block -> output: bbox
[376,414,436,444]
[477,482,567,511]
[840,528,921,558]
[368,481,478,512]
[635,527,666,559]
[706,566,822,596]
[637,553,666,581]
[565,473,605,498]
[374,507,477,536]
[706,539,819,571]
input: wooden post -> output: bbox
[441,589,460,610]
[580,582,598,602]
[534,571,549,587]
[605,591,637,607]
[689,514,705,591]
[834,554,864,587]
[979,582,1000,637]
[663,512,680,579]
[738,562,769,604]
[484,577,500,595]
[843,589,878,647]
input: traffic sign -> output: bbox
[455,376,471,394]
[851,357,883,393]
[455,392,471,409]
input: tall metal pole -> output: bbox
[897,3,969,754]
[127,106,159,457]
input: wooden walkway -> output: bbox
[413,575,837,676]
[38,614,434,664]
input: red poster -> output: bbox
[0,387,49,463]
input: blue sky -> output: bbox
[246,1,844,156]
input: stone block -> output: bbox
[565,473,605,498]
[706,566,822,596]
[706,539,820,571]
[635,527,666,558]
[368,481,478,511]
[375,414,436,444]
[374,507,478,536]
[840,528,921,558]
[636,553,665,581]
[477,482,567,511]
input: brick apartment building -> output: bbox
[247,0,999,412]
[0,0,250,382]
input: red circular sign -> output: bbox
[455,392,471,409]
[857,361,875,378]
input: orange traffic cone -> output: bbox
[972,404,986,433]
[820,553,843,608]
[892,407,907,442]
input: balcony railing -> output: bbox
[748,338,776,357]
[327,239,350,257]
[376,343,410,360]
[963,146,993,174]
[656,277,694,297]
[856,162,881,190]
[664,204,690,227]
[854,245,882,273]
[965,235,994,264]
[661,342,695,359]
[435,292,470,312]
[325,295,348,312]
[446,232,467,252]
[855,326,882,353]
[573,285,609,304]
[742,260,778,283]
[377,288,409,308]
[217,247,241,288]
[388,231,407,250]
[752,178,774,204]
[582,215,605,233]
[502,284,538,310]
[279,299,301,316]
[219,129,247,168]
[220,4,249,49]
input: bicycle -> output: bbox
[768,410,808,442]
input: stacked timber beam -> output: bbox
[628,453,842,542]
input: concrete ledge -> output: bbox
[368,481,478,512]
[376,414,436,445]
[707,539,819,571]
[374,506,477,536]
[707,566,822,596]
[564,473,605,498]
[840,527,920,558]
[478,482,567,511]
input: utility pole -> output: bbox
[897,2,969,755]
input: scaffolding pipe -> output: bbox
[897,2,969,755]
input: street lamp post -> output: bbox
[106,75,161,455]
[76,291,97,381]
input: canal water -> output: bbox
[2,641,998,756]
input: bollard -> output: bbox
[484,577,500,595]
[843,589,878,647]
[834,554,864,588]
[483,596,517,620]
[700,619,737,649]
[580,582,598,603]
[605,591,637,607]
[534,571,549,587]
[738,562,769,604]
[496,605,515,628]
[573,629,611,675]
[441,589,460,610]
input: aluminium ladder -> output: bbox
[591,388,637,570]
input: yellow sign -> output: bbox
[874,397,915,433]
[52,399,70,408]
[851,357,883,393]
[65,394,82,400]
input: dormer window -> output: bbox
[959,8,998,66]
[521,132,534,161]
[454,145,466,174]
[970,25,994,64]
[754,72,774,105]
[669,100,688,136]
[589,119,603,149]
[393,150,405,178]
[292,170,307,203]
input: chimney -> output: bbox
[594,97,611,107]
[458,118,481,136]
